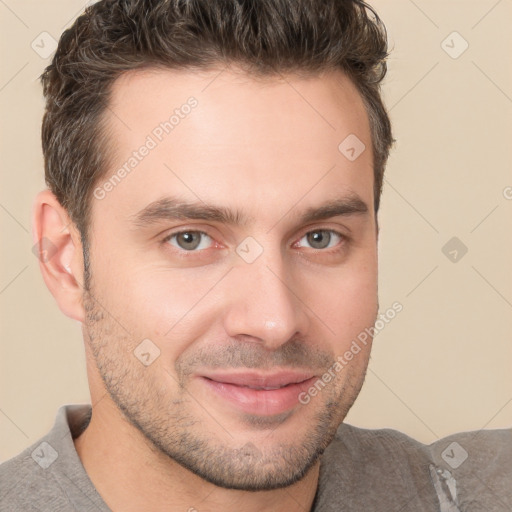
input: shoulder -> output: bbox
[429,426,512,463]
[315,423,512,512]
[328,421,431,462]
[0,432,68,511]
[429,427,512,510]
[0,404,106,512]
[315,423,440,511]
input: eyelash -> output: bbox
[161,228,347,256]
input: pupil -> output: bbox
[179,232,200,250]
[308,230,329,249]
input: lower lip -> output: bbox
[200,377,316,416]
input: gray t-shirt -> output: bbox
[1,404,510,511]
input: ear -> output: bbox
[31,189,86,323]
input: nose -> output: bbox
[222,250,310,350]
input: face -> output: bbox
[83,66,378,490]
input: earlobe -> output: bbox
[32,189,86,323]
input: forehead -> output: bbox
[95,66,374,227]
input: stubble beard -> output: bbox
[82,286,371,491]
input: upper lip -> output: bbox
[200,370,315,389]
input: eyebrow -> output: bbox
[129,194,369,230]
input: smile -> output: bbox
[198,370,317,416]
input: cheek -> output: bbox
[91,232,377,362]
[308,258,378,348]
[105,265,224,356]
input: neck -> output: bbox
[73,397,320,512]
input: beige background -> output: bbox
[1,0,511,462]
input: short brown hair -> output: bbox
[40,0,393,282]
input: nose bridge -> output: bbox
[222,246,308,348]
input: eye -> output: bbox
[164,230,213,251]
[296,229,343,250]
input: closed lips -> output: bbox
[200,371,315,388]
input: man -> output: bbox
[1,0,510,510]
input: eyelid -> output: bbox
[293,228,346,250]
[162,228,209,240]
[162,229,215,248]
